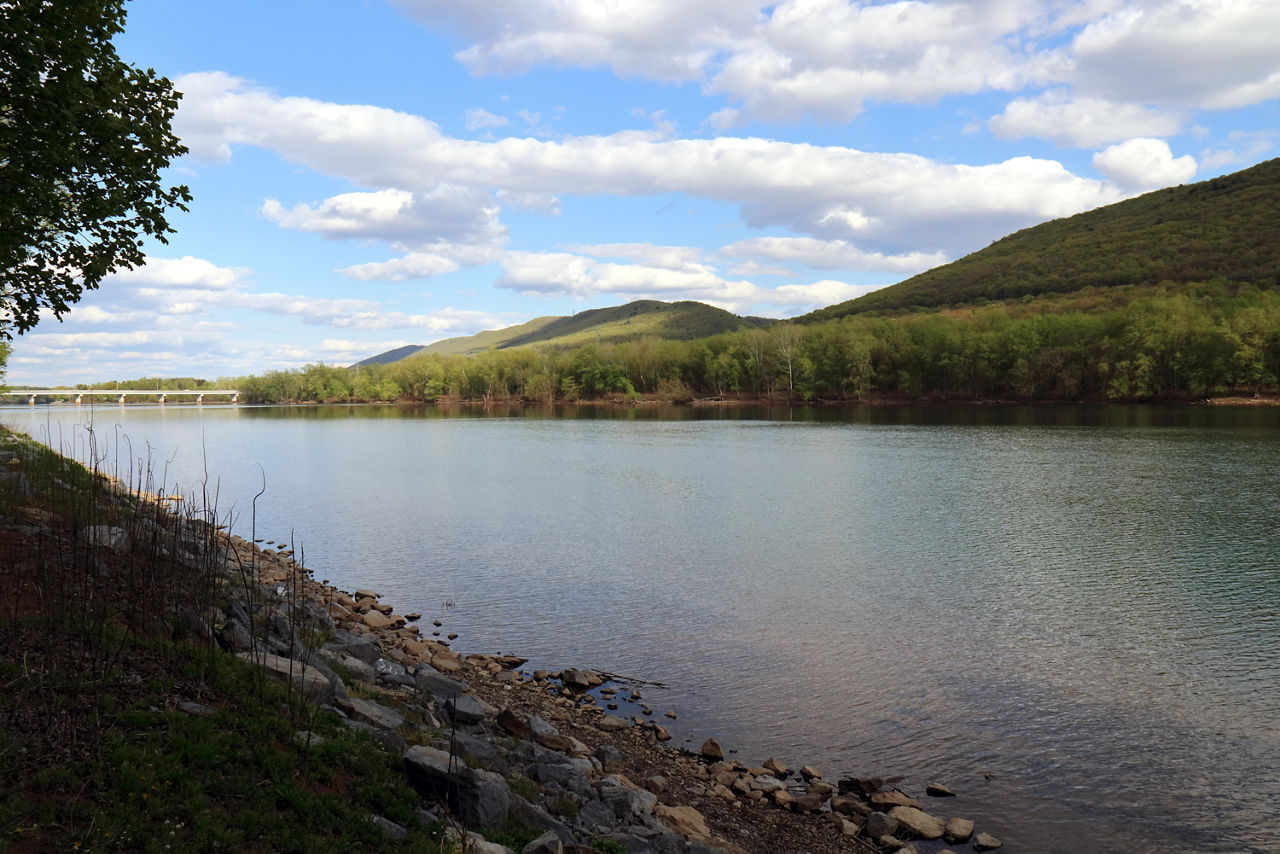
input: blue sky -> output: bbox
[9,0,1280,385]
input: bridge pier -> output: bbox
[158,394,166,405]
[118,394,127,405]
[74,394,83,405]
[28,395,36,406]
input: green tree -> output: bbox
[0,0,191,336]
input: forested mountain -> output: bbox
[233,159,1280,404]
[804,157,1280,321]
[423,300,767,356]
[351,345,425,367]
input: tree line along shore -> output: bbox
[83,282,1277,407]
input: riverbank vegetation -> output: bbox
[220,281,1280,405]
[0,426,447,851]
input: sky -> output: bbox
[7,0,1280,386]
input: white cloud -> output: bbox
[1199,129,1278,171]
[563,243,709,271]
[338,253,461,281]
[465,107,509,129]
[990,90,1185,148]
[1092,138,1198,191]
[111,255,249,290]
[765,279,886,310]
[382,1,1280,144]
[390,0,756,81]
[176,73,1122,261]
[720,236,947,274]
[260,185,505,247]
[1069,0,1280,109]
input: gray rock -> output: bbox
[79,525,131,552]
[450,731,501,769]
[236,652,332,703]
[403,745,510,828]
[445,693,492,724]
[599,778,657,821]
[748,775,784,793]
[336,695,407,730]
[506,793,576,841]
[371,814,407,840]
[217,617,254,653]
[577,798,620,832]
[522,830,565,854]
[595,744,623,773]
[370,728,407,756]
[320,650,378,684]
[416,668,467,699]
[178,701,216,717]
[865,811,899,839]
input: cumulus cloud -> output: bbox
[260,185,505,247]
[465,107,509,130]
[111,255,250,290]
[338,253,461,281]
[1069,0,1280,109]
[1092,138,1198,191]
[175,72,1122,262]
[990,90,1185,148]
[382,1,1280,142]
[719,236,947,274]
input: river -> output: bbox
[4,402,1278,853]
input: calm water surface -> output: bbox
[5,403,1279,853]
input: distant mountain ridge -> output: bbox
[802,157,1280,322]
[355,299,769,364]
[350,345,426,368]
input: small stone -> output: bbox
[800,765,821,781]
[762,757,787,777]
[646,775,668,793]
[664,710,677,719]
[597,714,631,732]
[649,723,672,741]
[870,791,921,810]
[926,782,957,797]
[973,831,1003,851]
[497,707,532,739]
[944,817,974,843]
[700,738,724,761]
[363,610,392,630]
[888,805,946,839]
[865,812,898,838]
[791,793,823,813]
[771,789,794,808]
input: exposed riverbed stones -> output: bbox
[203,526,1007,854]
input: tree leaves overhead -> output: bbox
[0,0,191,337]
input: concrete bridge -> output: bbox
[1,389,240,405]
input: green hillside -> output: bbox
[351,344,425,367]
[422,316,561,356]
[425,299,766,355]
[804,157,1280,322]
